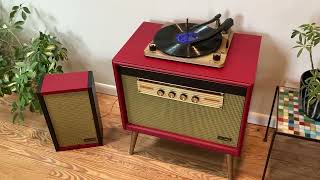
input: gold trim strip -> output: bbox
[139,85,154,90]
[138,78,224,96]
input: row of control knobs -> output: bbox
[157,89,200,103]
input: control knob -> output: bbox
[157,89,165,96]
[168,91,176,98]
[191,96,200,103]
[180,94,188,101]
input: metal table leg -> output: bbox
[264,86,279,142]
[262,131,277,180]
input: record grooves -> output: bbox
[153,23,222,58]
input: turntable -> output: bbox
[144,14,234,68]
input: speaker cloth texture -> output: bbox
[121,75,245,147]
[44,91,98,147]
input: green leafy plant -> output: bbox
[0,4,68,122]
[302,70,320,110]
[291,23,320,70]
[291,23,320,115]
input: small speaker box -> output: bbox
[37,71,103,151]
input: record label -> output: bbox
[176,32,199,44]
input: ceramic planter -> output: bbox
[300,70,320,121]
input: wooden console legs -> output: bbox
[129,131,139,155]
[129,131,233,180]
[227,154,233,180]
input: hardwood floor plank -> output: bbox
[0,143,104,180]
[0,94,319,180]
[0,121,194,179]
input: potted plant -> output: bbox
[0,4,68,122]
[291,23,320,121]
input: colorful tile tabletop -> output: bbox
[278,87,320,141]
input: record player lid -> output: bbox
[112,22,262,85]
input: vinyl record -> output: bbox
[153,23,222,58]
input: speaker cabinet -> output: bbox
[112,22,262,157]
[37,71,103,151]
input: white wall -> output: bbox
[2,0,320,120]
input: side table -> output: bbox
[263,86,320,180]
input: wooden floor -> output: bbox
[0,94,319,180]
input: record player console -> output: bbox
[113,20,261,179]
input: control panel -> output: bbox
[137,78,224,108]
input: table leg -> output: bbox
[129,131,139,155]
[264,86,279,142]
[262,131,277,180]
[227,154,233,180]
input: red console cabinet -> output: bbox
[112,22,261,178]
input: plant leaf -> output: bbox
[21,11,27,20]
[29,102,35,112]
[26,51,34,58]
[15,25,23,31]
[12,6,19,11]
[48,62,55,71]
[45,52,54,57]
[14,21,24,26]
[299,34,302,42]
[314,38,320,46]
[19,112,24,121]
[23,7,31,14]
[45,45,56,51]
[291,30,299,38]
[9,11,17,19]
[20,97,25,107]
[12,112,18,123]
[11,102,17,113]
[297,48,303,57]
[293,45,302,48]
[30,62,38,69]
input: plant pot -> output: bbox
[300,70,320,121]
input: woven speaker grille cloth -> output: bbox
[122,75,245,147]
[44,91,98,147]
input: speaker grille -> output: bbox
[122,75,245,147]
[44,91,98,147]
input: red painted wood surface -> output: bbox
[113,22,262,85]
[41,71,89,95]
[112,21,262,156]
[127,124,240,156]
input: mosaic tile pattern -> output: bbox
[278,87,320,141]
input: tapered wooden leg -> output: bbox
[129,131,139,155]
[227,154,233,180]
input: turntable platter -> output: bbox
[153,23,222,58]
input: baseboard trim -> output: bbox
[95,82,117,96]
[95,82,274,127]
[247,112,276,128]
